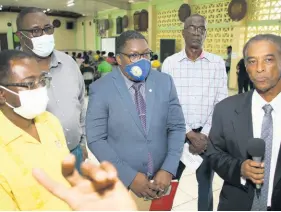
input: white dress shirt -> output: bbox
[244,90,281,206]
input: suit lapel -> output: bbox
[112,68,146,136]
[274,148,281,188]
[232,91,254,158]
[145,70,155,134]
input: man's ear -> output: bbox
[116,54,122,66]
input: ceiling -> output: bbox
[0,0,148,16]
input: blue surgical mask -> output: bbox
[124,59,151,82]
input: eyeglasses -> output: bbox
[184,25,206,34]
[1,72,52,90]
[19,26,55,37]
[120,51,153,63]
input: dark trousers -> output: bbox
[238,76,250,94]
[176,128,214,211]
[226,67,230,75]
[84,80,92,95]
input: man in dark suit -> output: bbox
[86,30,186,200]
[207,34,281,210]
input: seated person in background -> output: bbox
[33,154,137,211]
[101,51,106,58]
[106,52,117,65]
[97,57,112,77]
[151,54,161,71]
[76,53,84,68]
[0,50,71,210]
[81,58,95,95]
[94,50,101,61]
[72,52,76,61]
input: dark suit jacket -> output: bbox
[206,90,281,210]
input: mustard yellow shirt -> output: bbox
[0,111,71,210]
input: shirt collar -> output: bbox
[252,90,281,112]
[50,50,62,68]
[178,49,211,62]
[0,111,48,146]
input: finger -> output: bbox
[148,181,159,191]
[100,161,118,181]
[81,161,116,191]
[250,178,264,185]
[32,168,69,201]
[249,166,264,174]
[62,154,84,186]
[249,161,263,168]
[145,188,158,199]
[250,173,264,180]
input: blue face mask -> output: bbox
[124,59,151,82]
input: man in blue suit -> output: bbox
[86,30,186,199]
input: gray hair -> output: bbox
[243,34,281,59]
[184,14,207,28]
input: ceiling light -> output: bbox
[43,10,46,13]
[67,2,75,7]
[47,8,50,11]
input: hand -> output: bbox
[186,132,208,153]
[153,170,173,197]
[80,144,88,161]
[241,159,264,185]
[189,144,200,155]
[32,154,137,211]
[130,172,158,199]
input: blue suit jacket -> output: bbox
[86,67,186,187]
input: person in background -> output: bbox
[0,50,71,210]
[151,54,161,71]
[72,52,76,62]
[16,7,88,173]
[76,53,84,68]
[88,50,93,64]
[225,45,232,75]
[236,58,250,94]
[81,58,94,95]
[162,14,228,211]
[101,51,106,58]
[106,52,117,65]
[94,50,101,61]
[206,34,281,210]
[83,51,89,62]
[33,154,137,211]
[86,30,185,201]
[97,56,112,77]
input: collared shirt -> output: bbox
[47,50,86,151]
[120,68,146,102]
[0,111,71,210]
[162,50,228,135]
[251,90,281,206]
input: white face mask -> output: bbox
[0,86,49,119]
[23,34,55,58]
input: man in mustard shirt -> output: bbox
[0,50,71,210]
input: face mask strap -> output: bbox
[0,86,19,96]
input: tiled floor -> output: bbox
[86,89,238,211]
